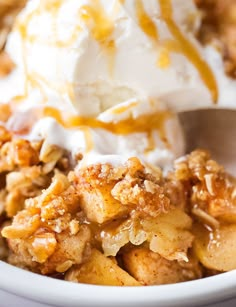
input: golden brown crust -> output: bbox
[173,150,236,224]
[0,125,236,285]
[3,174,91,274]
[0,0,236,286]
[75,157,170,223]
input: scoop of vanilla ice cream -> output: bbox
[1,0,235,170]
[27,99,184,171]
[0,0,217,114]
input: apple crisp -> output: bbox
[0,0,236,287]
[0,123,236,285]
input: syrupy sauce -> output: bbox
[135,0,170,69]
[80,0,116,75]
[41,106,172,153]
[80,126,94,154]
[18,0,63,43]
[29,72,76,104]
[158,0,218,103]
[135,0,218,102]
[15,0,81,103]
[157,47,171,69]
[14,0,218,106]
[9,0,218,155]
[135,0,159,42]
[144,131,156,153]
[43,106,172,136]
[14,0,120,102]
[119,0,126,5]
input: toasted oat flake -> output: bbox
[192,207,220,229]
[204,174,215,196]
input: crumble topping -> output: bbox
[0,123,235,285]
[0,0,235,287]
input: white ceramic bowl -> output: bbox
[0,261,236,307]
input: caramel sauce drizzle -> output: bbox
[13,0,80,104]
[80,0,116,74]
[157,47,171,69]
[135,0,218,102]
[158,0,218,103]
[30,71,76,103]
[14,0,119,104]
[135,0,171,69]
[43,106,171,136]
[145,131,156,153]
[13,0,172,154]
[80,126,94,153]
[17,1,60,42]
[135,0,159,42]
[14,0,218,106]
[119,0,126,5]
[44,100,171,153]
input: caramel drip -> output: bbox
[157,48,171,69]
[15,0,117,101]
[17,1,61,40]
[43,106,172,136]
[80,0,116,74]
[29,71,75,103]
[158,0,218,103]
[17,1,81,47]
[14,1,82,105]
[43,105,171,152]
[55,25,82,48]
[145,131,156,153]
[17,10,35,41]
[135,0,159,41]
[79,126,94,153]
[135,0,172,69]
[28,73,48,103]
[12,69,75,107]
[42,0,62,11]
[145,128,171,153]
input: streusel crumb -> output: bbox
[0,127,235,285]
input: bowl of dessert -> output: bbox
[0,0,236,306]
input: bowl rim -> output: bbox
[0,261,236,307]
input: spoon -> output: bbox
[179,109,236,175]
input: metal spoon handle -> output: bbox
[179,109,236,175]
